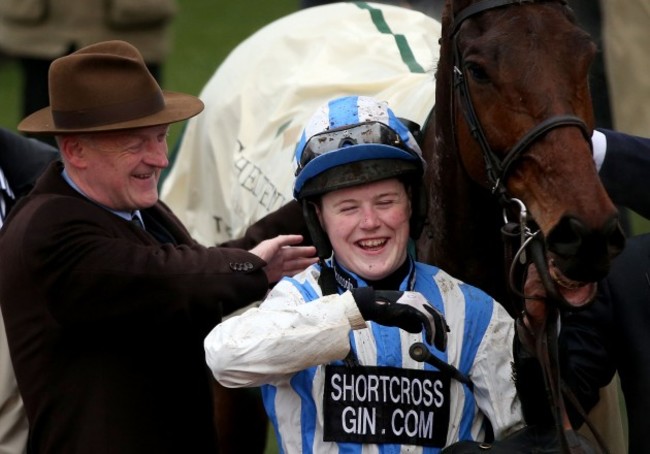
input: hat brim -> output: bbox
[18,90,204,134]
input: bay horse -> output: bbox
[417,0,625,316]
[162,1,625,452]
[417,0,625,451]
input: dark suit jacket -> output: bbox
[577,234,650,454]
[0,161,300,454]
[0,128,59,200]
[604,234,650,454]
[599,128,650,220]
[596,131,650,453]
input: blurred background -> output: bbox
[0,0,299,146]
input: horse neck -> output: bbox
[421,125,508,303]
[418,17,511,305]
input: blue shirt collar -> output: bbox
[61,168,142,223]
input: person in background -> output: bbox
[0,128,59,209]
[0,128,58,454]
[601,0,650,138]
[0,0,177,144]
[205,95,525,452]
[589,232,650,454]
[0,40,316,454]
[592,128,650,220]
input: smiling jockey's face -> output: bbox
[316,178,411,281]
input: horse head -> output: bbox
[419,0,625,315]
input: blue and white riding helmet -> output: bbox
[292,95,426,200]
[292,96,428,259]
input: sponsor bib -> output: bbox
[323,365,450,446]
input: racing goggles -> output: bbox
[296,121,420,172]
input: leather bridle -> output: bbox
[449,0,595,310]
[450,0,591,196]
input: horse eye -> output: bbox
[465,63,489,83]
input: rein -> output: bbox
[500,201,609,454]
[447,1,606,453]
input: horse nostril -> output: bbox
[604,216,626,259]
[546,217,585,257]
[546,215,625,282]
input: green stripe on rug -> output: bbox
[355,2,426,74]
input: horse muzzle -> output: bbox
[542,214,625,308]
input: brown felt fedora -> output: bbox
[18,40,204,134]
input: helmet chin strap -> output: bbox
[301,199,332,260]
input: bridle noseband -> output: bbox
[451,0,590,196]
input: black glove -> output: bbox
[351,288,449,351]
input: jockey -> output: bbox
[204,95,525,452]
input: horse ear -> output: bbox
[398,117,424,147]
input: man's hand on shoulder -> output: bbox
[248,234,317,284]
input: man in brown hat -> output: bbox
[0,40,315,454]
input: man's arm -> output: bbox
[597,128,650,219]
[0,128,59,198]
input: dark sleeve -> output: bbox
[598,128,650,219]
[0,128,59,198]
[557,295,616,426]
[18,198,269,330]
[513,296,615,428]
[219,199,311,250]
[595,234,650,452]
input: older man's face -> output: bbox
[72,125,170,211]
